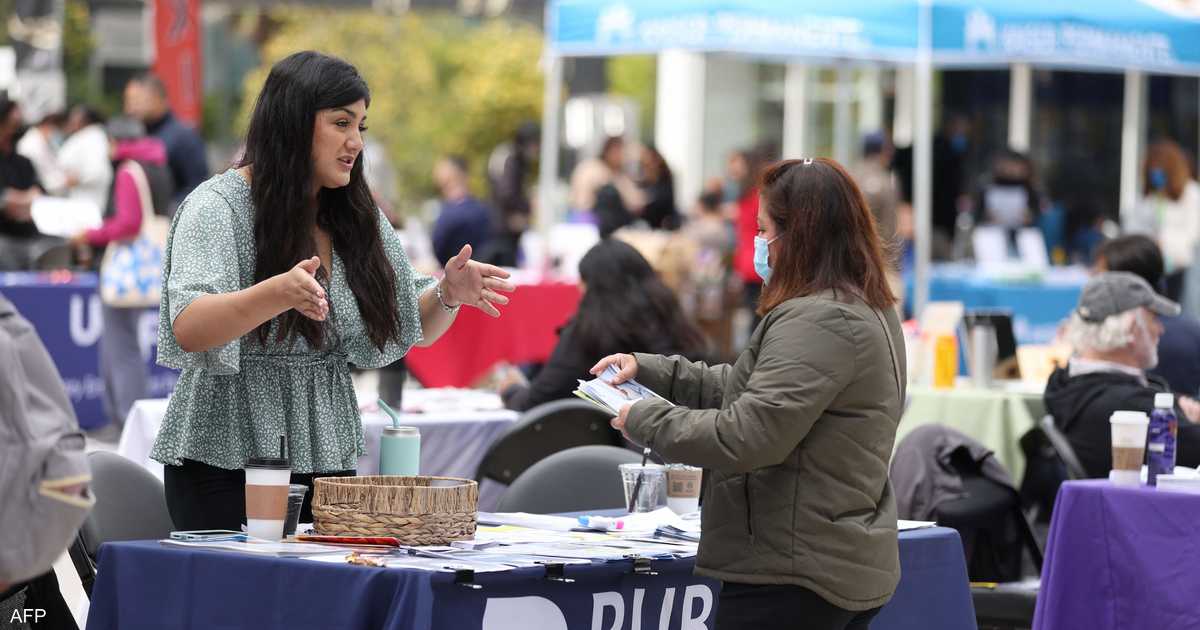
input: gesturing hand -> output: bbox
[442,244,515,318]
[275,256,327,321]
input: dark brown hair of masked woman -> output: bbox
[757,158,898,316]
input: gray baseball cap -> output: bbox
[1076,271,1181,322]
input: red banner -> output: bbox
[152,0,203,127]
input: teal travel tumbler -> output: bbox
[379,426,420,476]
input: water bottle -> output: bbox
[379,426,421,476]
[1147,393,1178,487]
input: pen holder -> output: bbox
[619,463,666,512]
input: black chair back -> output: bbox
[476,399,623,486]
[495,445,642,513]
[1038,416,1088,480]
[71,451,175,594]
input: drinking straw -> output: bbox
[378,399,402,430]
[280,435,287,460]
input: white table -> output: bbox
[116,388,519,509]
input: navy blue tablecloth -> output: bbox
[85,527,973,630]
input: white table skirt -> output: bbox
[116,389,519,509]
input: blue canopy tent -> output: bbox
[540,0,1200,316]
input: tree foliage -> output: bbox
[238,10,543,209]
[608,55,656,143]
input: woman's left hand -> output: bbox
[442,244,515,317]
[611,403,633,440]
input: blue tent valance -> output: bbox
[549,0,1200,73]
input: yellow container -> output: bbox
[933,334,958,389]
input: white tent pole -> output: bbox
[655,50,707,213]
[914,0,934,317]
[1008,62,1032,153]
[893,66,914,147]
[782,62,810,159]
[834,64,853,165]
[1119,70,1146,227]
[537,51,563,240]
[858,66,884,135]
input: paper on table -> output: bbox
[476,512,581,532]
[576,507,692,534]
[161,539,345,557]
[898,520,936,531]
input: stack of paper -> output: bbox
[574,365,672,415]
[160,539,346,557]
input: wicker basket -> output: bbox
[311,475,478,545]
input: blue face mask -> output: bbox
[1150,167,1167,191]
[753,235,777,284]
[950,133,968,153]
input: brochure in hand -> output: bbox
[574,365,672,415]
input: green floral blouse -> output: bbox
[150,170,434,474]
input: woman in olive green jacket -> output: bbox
[599,158,906,630]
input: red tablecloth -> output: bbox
[406,282,581,387]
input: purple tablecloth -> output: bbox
[1033,480,1200,630]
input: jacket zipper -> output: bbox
[744,473,755,543]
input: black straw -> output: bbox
[628,447,651,512]
[280,435,286,461]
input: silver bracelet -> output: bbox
[435,282,460,314]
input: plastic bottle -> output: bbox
[1147,393,1178,487]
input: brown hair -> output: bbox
[1143,140,1192,202]
[757,158,897,316]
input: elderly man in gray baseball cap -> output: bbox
[1044,271,1200,479]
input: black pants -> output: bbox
[163,459,354,531]
[715,583,881,630]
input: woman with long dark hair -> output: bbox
[151,51,513,530]
[600,158,906,630]
[501,238,705,411]
[638,144,679,230]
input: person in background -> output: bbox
[1093,235,1200,397]
[686,182,736,259]
[638,144,680,230]
[431,155,493,267]
[151,51,513,531]
[684,184,738,359]
[1048,156,1108,265]
[58,104,113,214]
[730,145,767,333]
[892,113,971,260]
[68,118,172,436]
[1128,139,1200,301]
[485,121,538,267]
[1044,272,1200,479]
[0,95,50,271]
[852,132,899,244]
[16,110,68,195]
[601,158,906,630]
[974,149,1043,229]
[500,238,705,412]
[124,73,209,210]
[0,294,93,628]
[569,136,645,236]
[852,132,904,314]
